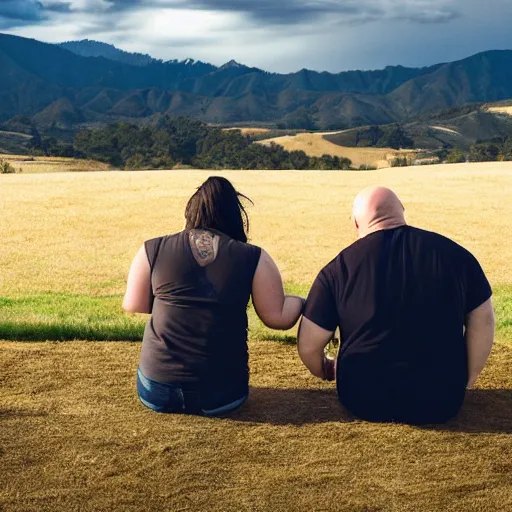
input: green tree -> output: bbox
[382,125,414,150]
[125,153,149,170]
[501,137,512,161]
[356,126,384,147]
[445,148,466,164]
[469,143,501,162]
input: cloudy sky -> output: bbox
[1,0,511,72]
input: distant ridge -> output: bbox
[58,39,216,70]
[58,40,156,67]
[1,33,512,131]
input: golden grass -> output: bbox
[1,163,511,296]
[0,154,111,174]
[2,164,512,511]
[487,106,512,116]
[1,340,511,512]
[257,132,413,168]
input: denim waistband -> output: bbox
[137,367,247,416]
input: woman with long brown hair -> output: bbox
[123,176,304,416]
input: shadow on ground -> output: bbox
[231,387,512,433]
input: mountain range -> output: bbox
[1,33,512,132]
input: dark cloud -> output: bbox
[0,1,461,32]
[0,1,72,28]
[189,0,367,24]
[74,18,119,36]
[405,11,459,23]
[0,1,45,22]
[44,1,73,13]
[84,0,459,26]
[146,36,219,48]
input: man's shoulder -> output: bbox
[338,225,474,262]
[407,226,473,255]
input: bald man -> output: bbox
[298,186,494,424]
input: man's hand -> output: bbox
[322,355,336,381]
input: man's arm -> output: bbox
[465,298,495,388]
[298,266,339,380]
[297,317,335,379]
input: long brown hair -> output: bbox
[184,176,253,242]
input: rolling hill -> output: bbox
[323,103,512,151]
[1,33,512,134]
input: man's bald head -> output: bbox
[352,186,406,238]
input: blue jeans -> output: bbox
[137,368,248,416]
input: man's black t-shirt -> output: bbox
[304,226,492,424]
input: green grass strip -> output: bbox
[0,285,510,343]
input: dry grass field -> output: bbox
[0,154,110,174]
[257,132,414,169]
[2,163,511,295]
[1,163,512,511]
[2,341,511,512]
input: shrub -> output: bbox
[390,156,410,167]
[500,138,512,161]
[0,159,16,174]
[469,143,501,162]
[125,153,148,170]
[445,148,466,164]
[413,158,440,166]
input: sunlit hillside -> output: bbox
[257,132,415,169]
[0,154,110,173]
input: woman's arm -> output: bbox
[122,245,152,314]
[251,249,304,330]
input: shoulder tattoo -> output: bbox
[189,230,217,265]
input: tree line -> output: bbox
[445,137,512,163]
[354,124,415,150]
[65,117,351,170]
